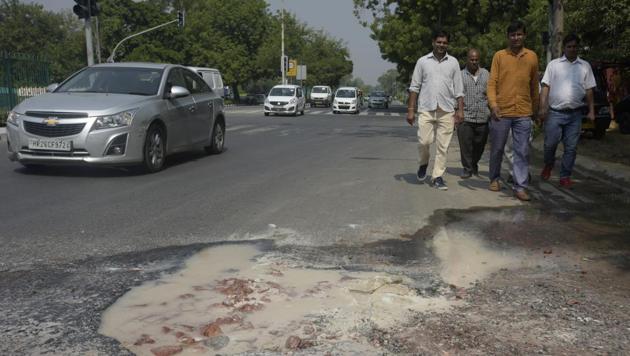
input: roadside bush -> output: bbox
[0,110,7,127]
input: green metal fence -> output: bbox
[1,52,50,113]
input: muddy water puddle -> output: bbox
[99,226,540,355]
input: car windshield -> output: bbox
[312,87,328,93]
[336,89,356,98]
[269,87,295,96]
[56,67,164,96]
[370,92,386,98]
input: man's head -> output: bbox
[506,20,526,51]
[432,30,450,57]
[466,48,480,72]
[562,33,580,61]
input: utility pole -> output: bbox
[281,2,287,85]
[548,0,564,60]
[85,15,94,65]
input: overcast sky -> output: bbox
[27,0,394,85]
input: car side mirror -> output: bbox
[168,85,190,99]
[46,83,59,93]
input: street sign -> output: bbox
[297,65,307,80]
[287,59,297,77]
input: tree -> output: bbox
[0,0,84,82]
[353,0,548,81]
[255,11,353,90]
[565,0,630,62]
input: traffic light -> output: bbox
[73,0,99,19]
[177,10,185,28]
[90,0,100,17]
[282,55,288,73]
[73,0,89,19]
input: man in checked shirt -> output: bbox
[458,48,490,179]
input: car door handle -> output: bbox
[208,102,213,108]
[188,106,196,113]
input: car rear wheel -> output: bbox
[142,124,166,173]
[264,112,269,116]
[205,120,225,154]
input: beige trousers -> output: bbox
[417,109,455,179]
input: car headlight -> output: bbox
[92,109,138,130]
[289,98,297,104]
[351,99,357,104]
[7,111,22,126]
[264,98,270,105]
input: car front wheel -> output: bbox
[142,124,166,173]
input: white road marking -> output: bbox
[240,127,277,135]
[226,124,255,132]
[376,112,385,116]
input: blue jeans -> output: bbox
[489,117,532,192]
[543,109,582,178]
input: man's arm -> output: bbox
[455,96,464,124]
[453,67,465,124]
[584,64,597,122]
[538,84,550,124]
[586,88,595,122]
[407,91,418,126]
[487,53,501,121]
[530,53,540,117]
[406,59,423,126]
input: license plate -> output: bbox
[28,138,72,151]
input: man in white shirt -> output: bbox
[538,33,596,188]
[407,30,464,191]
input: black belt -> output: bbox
[550,107,583,113]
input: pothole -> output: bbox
[99,244,454,354]
[99,227,540,355]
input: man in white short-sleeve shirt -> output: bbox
[538,33,596,188]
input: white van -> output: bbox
[264,84,306,116]
[333,87,360,114]
[188,67,224,96]
[310,85,332,107]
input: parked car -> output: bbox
[187,67,225,96]
[368,90,389,109]
[264,85,306,116]
[310,85,332,107]
[6,62,226,173]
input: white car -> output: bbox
[264,85,306,116]
[310,85,332,108]
[333,87,360,114]
[188,67,225,96]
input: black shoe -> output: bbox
[417,164,428,181]
[460,169,473,179]
[432,177,448,190]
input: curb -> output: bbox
[531,136,630,193]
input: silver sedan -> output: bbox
[6,62,225,173]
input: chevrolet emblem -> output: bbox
[44,117,59,126]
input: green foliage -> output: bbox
[565,0,630,62]
[0,0,84,82]
[0,0,354,96]
[353,0,550,81]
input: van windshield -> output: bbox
[336,89,356,98]
[269,87,295,96]
[312,87,328,93]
